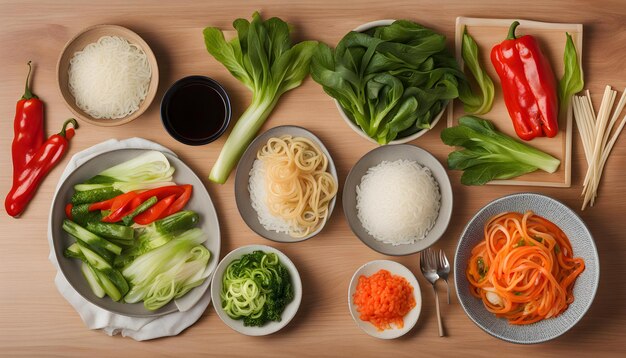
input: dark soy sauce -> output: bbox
[166,83,226,141]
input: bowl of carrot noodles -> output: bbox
[454,193,599,344]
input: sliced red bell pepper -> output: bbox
[101,191,139,223]
[65,203,73,219]
[129,185,185,210]
[162,185,193,217]
[89,197,117,212]
[133,194,177,225]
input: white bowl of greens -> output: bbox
[211,245,302,336]
[312,19,457,145]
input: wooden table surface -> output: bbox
[1,1,625,356]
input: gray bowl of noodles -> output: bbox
[234,125,339,242]
[343,144,453,255]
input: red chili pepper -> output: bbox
[12,61,45,180]
[65,203,73,219]
[491,21,559,141]
[5,119,78,217]
[101,191,139,223]
[162,184,192,217]
[133,194,177,225]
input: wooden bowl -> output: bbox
[56,24,159,126]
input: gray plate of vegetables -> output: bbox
[49,148,221,317]
[210,245,302,335]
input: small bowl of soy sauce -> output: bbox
[161,76,231,145]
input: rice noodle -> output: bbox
[68,35,151,119]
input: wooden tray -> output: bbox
[447,17,583,187]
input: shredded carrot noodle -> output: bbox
[353,269,416,331]
[466,211,585,325]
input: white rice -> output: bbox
[249,159,292,234]
[356,159,441,245]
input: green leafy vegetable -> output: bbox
[458,30,494,115]
[203,12,318,183]
[441,116,561,185]
[74,151,175,192]
[221,250,293,326]
[310,20,473,144]
[558,32,584,121]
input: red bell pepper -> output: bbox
[11,61,45,181]
[133,194,178,225]
[5,119,78,217]
[87,184,192,224]
[65,203,73,219]
[88,197,117,212]
[162,185,192,217]
[490,21,559,141]
[129,185,185,209]
[101,192,139,223]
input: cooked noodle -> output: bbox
[253,135,337,238]
[466,211,585,325]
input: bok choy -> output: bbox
[74,151,175,192]
[203,12,318,183]
[123,228,210,310]
[441,116,561,185]
[114,210,199,268]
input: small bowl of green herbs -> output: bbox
[311,19,462,145]
[210,245,302,336]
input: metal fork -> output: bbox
[420,247,444,337]
[437,249,451,304]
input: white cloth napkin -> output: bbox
[47,137,211,341]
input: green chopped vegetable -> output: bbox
[441,116,561,185]
[65,210,207,307]
[221,250,293,327]
[458,29,494,115]
[81,263,105,298]
[74,151,174,192]
[70,203,104,226]
[558,32,584,121]
[310,20,475,144]
[63,219,122,256]
[86,222,134,243]
[71,187,123,205]
[67,240,129,302]
[114,211,199,268]
[122,228,210,310]
[203,12,318,183]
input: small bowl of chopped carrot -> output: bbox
[348,260,422,339]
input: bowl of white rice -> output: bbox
[57,24,159,126]
[343,144,453,255]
